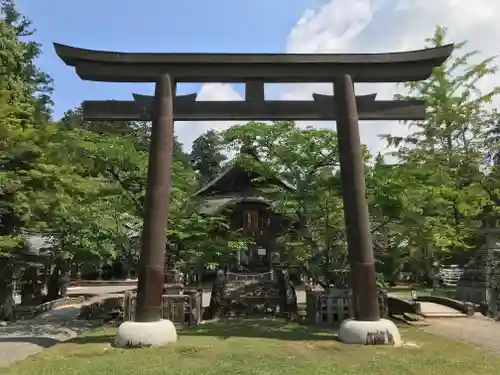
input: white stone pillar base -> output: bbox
[339,318,402,346]
[115,319,178,348]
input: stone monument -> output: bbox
[456,209,500,317]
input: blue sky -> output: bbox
[17,0,314,120]
[13,0,499,154]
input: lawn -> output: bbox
[2,319,499,375]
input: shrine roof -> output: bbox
[193,150,295,197]
[198,195,272,215]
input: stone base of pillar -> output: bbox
[115,319,178,348]
[339,318,401,346]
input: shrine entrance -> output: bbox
[54,42,454,345]
[235,202,271,270]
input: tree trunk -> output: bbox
[20,265,40,305]
[276,267,298,320]
[0,258,15,321]
[46,257,69,301]
[202,269,226,320]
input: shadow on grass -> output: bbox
[182,318,336,341]
[0,336,60,348]
[62,334,115,345]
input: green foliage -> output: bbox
[375,26,500,280]
[190,129,227,187]
[2,6,500,291]
[1,0,53,123]
[221,121,348,281]
[0,1,55,254]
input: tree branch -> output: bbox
[106,168,143,214]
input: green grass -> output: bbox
[2,319,498,375]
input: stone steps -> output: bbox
[219,278,281,316]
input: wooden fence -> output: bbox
[123,290,202,327]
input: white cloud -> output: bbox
[176,0,500,156]
[286,0,383,54]
[284,0,500,155]
[175,83,242,151]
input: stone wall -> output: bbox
[222,280,281,316]
[78,295,125,321]
[123,291,202,326]
[306,288,388,326]
[78,290,202,327]
[203,270,296,319]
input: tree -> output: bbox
[380,26,500,277]
[221,121,351,285]
[0,3,43,314]
[0,1,140,306]
[59,106,138,136]
[63,120,248,276]
[0,0,55,247]
[60,105,191,165]
[1,0,53,123]
[190,130,227,186]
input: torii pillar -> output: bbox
[115,74,179,347]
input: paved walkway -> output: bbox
[0,304,93,368]
[422,314,500,353]
[418,302,466,317]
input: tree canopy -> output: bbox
[1,0,499,309]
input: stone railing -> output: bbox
[13,296,84,320]
[123,290,202,327]
[70,279,138,287]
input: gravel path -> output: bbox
[0,304,94,368]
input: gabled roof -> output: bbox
[198,195,272,215]
[194,148,295,197]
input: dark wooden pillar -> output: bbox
[135,74,175,322]
[334,74,380,321]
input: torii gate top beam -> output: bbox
[53,43,453,83]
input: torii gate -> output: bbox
[54,42,453,347]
